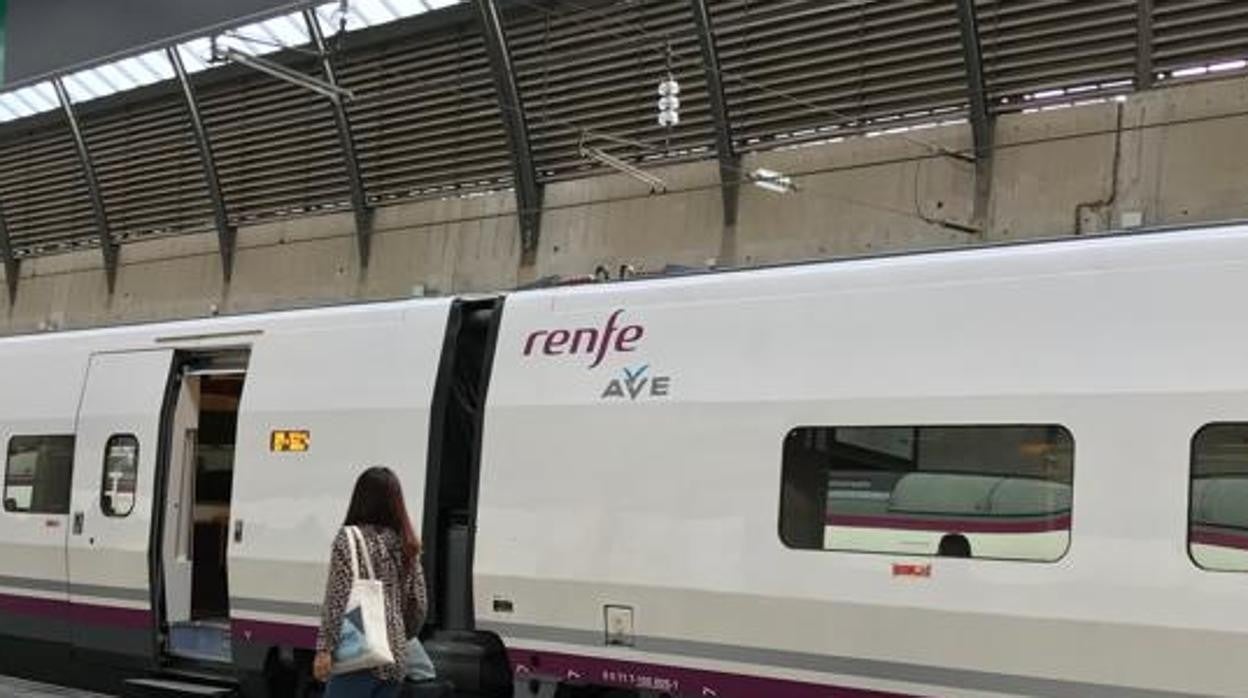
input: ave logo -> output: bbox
[601,364,671,400]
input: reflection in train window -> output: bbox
[101,434,139,517]
[3,435,75,515]
[779,425,1074,561]
[1190,424,1248,571]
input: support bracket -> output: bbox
[304,10,374,267]
[1137,0,1155,89]
[689,0,741,227]
[954,0,993,231]
[473,0,543,264]
[0,201,19,301]
[55,78,118,293]
[169,46,236,282]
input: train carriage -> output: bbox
[2,225,1248,697]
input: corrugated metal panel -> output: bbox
[506,0,715,182]
[977,0,1137,110]
[80,90,216,243]
[710,0,969,150]
[196,62,352,225]
[336,23,514,200]
[0,1,1244,260]
[0,122,98,255]
[1154,0,1248,72]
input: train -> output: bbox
[2,223,1248,698]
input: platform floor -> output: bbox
[0,676,113,698]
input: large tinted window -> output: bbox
[780,425,1074,561]
[1190,424,1248,571]
[3,435,75,515]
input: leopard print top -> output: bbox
[316,525,428,681]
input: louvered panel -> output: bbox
[195,64,351,225]
[81,90,215,242]
[2,0,1248,261]
[1154,0,1248,71]
[338,23,514,201]
[0,122,99,255]
[507,0,716,181]
[977,0,1137,109]
[709,0,969,150]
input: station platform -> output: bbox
[0,676,113,698]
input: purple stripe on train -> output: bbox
[0,591,151,629]
[827,512,1071,535]
[1190,525,1248,551]
[508,647,913,698]
[232,618,318,648]
[0,590,319,647]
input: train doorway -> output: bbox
[159,349,248,665]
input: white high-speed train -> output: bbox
[3,224,1248,698]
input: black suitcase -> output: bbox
[423,630,512,697]
[402,678,456,698]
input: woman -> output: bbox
[314,467,428,696]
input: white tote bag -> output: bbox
[331,526,395,674]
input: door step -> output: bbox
[167,620,232,663]
[123,677,236,697]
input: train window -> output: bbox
[3,436,75,515]
[1190,424,1248,571]
[101,434,139,517]
[779,425,1074,561]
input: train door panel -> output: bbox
[67,349,174,661]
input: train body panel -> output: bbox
[0,299,453,689]
[474,225,1248,697]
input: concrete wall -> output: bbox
[5,75,1248,334]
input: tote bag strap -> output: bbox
[346,525,377,580]
[343,526,362,580]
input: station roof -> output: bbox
[0,0,1242,283]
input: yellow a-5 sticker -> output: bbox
[271,430,310,452]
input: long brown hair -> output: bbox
[344,466,421,567]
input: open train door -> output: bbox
[67,349,175,667]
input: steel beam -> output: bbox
[473,0,542,263]
[169,46,236,282]
[54,78,118,293]
[0,202,18,301]
[1137,0,1155,89]
[304,9,374,267]
[955,0,992,162]
[689,0,741,227]
[954,0,992,233]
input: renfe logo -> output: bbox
[523,309,644,368]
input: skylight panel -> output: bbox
[177,39,216,73]
[61,73,103,102]
[352,0,394,25]
[109,56,160,86]
[0,94,34,120]
[18,83,58,112]
[135,52,176,81]
[93,64,134,93]
[377,0,408,17]
[0,99,22,122]
[315,2,367,35]
[273,13,313,45]
[65,70,111,99]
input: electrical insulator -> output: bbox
[657,75,681,127]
